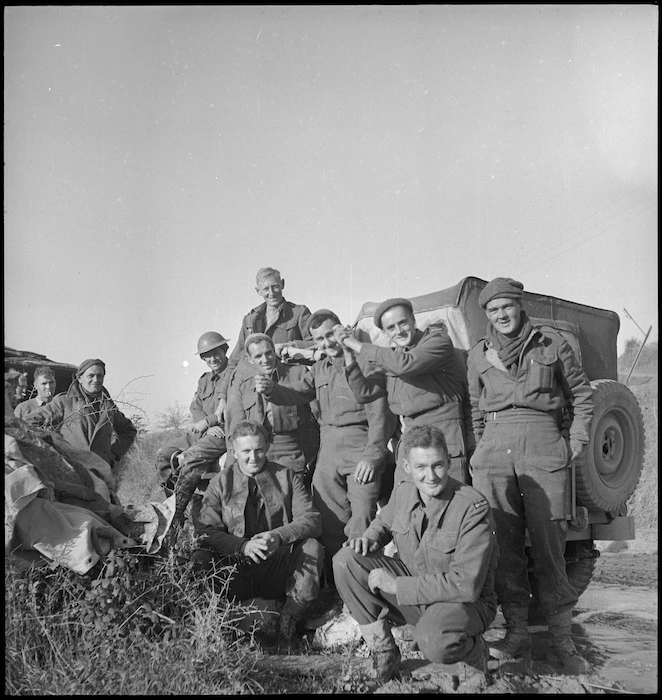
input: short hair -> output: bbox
[255,267,282,286]
[308,309,341,334]
[231,419,270,445]
[33,366,56,382]
[401,424,449,460]
[244,332,275,355]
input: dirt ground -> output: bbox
[288,535,658,695]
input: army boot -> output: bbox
[276,597,309,653]
[457,635,491,691]
[359,619,402,683]
[547,610,591,674]
[488,605,532,660]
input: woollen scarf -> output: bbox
[486,310,534,374]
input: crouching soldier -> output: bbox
[333,424,497,688]
[192,419,324,650]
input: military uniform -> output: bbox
[14,396,50,421]
[226,359,319,476]
[266,355,395,577]
[466,324,593,617]
[333,477,497,665]
[170,365,231,524]
[193,460,323,612]
[26,381,137,467]
[218,299,313,401]
[345,327,474,484]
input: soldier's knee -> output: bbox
[415,626,468,664]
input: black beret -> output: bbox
[478,278,524,309]
[373,297,414,330]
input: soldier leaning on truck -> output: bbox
[466,277,594,674]
[336,298,475,486]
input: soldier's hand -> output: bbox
[251,530,281,558]
[368,567,397,596]
[274,342,293,358]
[242,536,271,563]
[343,536,380,557]
[206,425,225,438]
[214,398,227,425]
[186,419,209,434]
[569,438,587,461]
[353,460,376,484]
[254,374,274,395]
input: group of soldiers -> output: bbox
[16,266,594,686]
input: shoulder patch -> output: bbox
[473,499,489,509]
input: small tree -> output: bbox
[156,403,190,430]
[130,413,149,435]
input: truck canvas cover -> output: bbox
[352,276,619,381]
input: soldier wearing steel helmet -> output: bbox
[156,331,232,534]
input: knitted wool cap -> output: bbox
[76,358,105,378]
[373,297,414,330]
[307,308,341,334]
[478,278,524,309]
[244,332,275,354]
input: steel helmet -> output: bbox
[196,331,230,355]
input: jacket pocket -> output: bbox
[525,352,557,394]
[423,531,458,570]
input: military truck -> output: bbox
[4,346,77,409]
[352,276,645,606]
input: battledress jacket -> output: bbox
[345,327,475,454]
[362,476,498,609]
[190,365,230,428]
[219,299,313,399]
[196,460,322,556]
[265,355,394,469]
[25,380,137,466]
[466,324,593,444]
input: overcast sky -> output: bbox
[4,5,658,426]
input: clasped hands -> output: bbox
[241,530,282,563]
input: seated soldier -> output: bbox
[226,332,319,482]
[214,267,315,425]
[14,366,57,421]
[333,424,497,689]
[192,419,324,650]
[25,358,137,469]
[157,331,231,524]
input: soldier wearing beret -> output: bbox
[333,424,497,688]
[225,332,319,481]
[466,277,594,673]
[337,297,474,487]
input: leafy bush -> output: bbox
[5,536,264,695]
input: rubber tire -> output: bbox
[526,541,600,625]
[575,379,645,513]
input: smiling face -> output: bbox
[247,339,277,374]
[200,345,228,374]
[256,274,284,308]
[485,297,523,337]
[79,365,105,395]
[311,318,343,358]
[381,305,416,348]
[403,445,451,504]
[232,433,268,477]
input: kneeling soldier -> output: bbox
[333,424,497,687]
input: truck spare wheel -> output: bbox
[575,379,646,513]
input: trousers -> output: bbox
[333,546,496,664]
